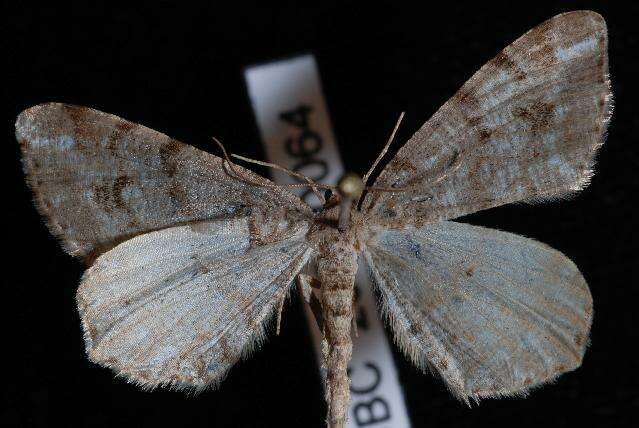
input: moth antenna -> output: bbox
[364,149,461,194]
[358,112,405,208]
[212,136,272,189]
[212,137,336,204]
[364,185,408,192]
[362,111,405,188]
[231,153,326,205]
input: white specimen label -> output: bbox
[245,54,412,428]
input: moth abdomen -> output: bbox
[316,235,358,428]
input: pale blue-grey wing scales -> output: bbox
[77,217,312,389]
[363,221,592,401]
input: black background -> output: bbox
[2,1,637,427]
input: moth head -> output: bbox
[337,172,364,200]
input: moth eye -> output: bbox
[324,189,333,200]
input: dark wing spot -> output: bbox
[410,242,422,259]
[93,182,113,213]
[465,266,475,277]
[112,175,134,210]
[92,175,136,216]
[462,331,476,343]
[514,101,555,132]
[117,120,135,133]
[597,34,606,69]
[493,51,526,80]
[599,96,606,109]
[106,120,135,152]
[159,139,183,177]
[408,320,424,336]
[85,322,99,343]
[529,43,556,68]
[456,90,479,108]
[168,182,190,214]
[478,128,493,143]
[467,116,482,127]
[62,104,88,123]
[63,104,96,142]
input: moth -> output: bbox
[16,10,611,428]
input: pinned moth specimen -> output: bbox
[16,11,611,428]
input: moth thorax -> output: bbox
[337,172,364,200]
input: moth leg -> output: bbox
[296,273,324,331]
[275,293,286,336]
[351,294,359,338]
[296,273,314,303]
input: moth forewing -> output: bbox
[15,103,312,261]
[363,11,612,228]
